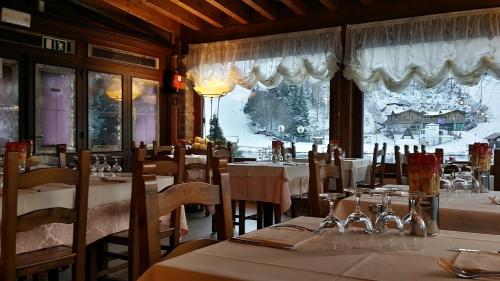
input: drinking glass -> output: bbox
[102,155,112,177]
[402,192,427,249]
[344,187,373,234]
[111,156,122,176]
[319,193,345,233]
[374,191,403,233]
[90,154,99,176]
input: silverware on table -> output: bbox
[447,248,500,253]
[270,224,320,233]
[438,257,500,279]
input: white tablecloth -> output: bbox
[340,158,371,188]
[1,176,190,254]
[228,162,309,213]
[138,216,500,281]
[336,188,500,235]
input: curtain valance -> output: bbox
[344,8,500,92]
[187,27,342,92]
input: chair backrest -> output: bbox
[1,150,90,280]
[494,149,500,191]
[435,148,444,164]
[184,142,211,183]
[135,168,232,273]
[307,149,343,217]
[213,142,233,163]
[138,145,186,184]
[394,145,403,185]
[280,142,296,159]
[370,143,386,188]
[25,144,67,171]
[413,145,419,153]
[421,145,426,154]
[404,144,410,156]
[152,141,174,156]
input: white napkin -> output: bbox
[488,195,500,205]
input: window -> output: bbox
[364,75,497,162]
[88,71,122,151]
[0,58,19,150]
[35,64,76,153]
[132,78,158,146]
[204,81,330,158]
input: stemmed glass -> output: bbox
[90,154,99,176]
[102,155,112,177]
[374,190,403,233]
[402,191,427,249]
[111,156,122,177]
[319,193,345,233]
[344,187,373,234]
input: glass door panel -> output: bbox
[0,58,19,151]
[132,78,159,147]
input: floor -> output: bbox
[55,203,262,281]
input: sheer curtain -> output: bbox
[344,8,500,92]
[187,27,342,91]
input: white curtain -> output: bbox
[187,27,342,91]
[344,8,500,93]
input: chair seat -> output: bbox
[15,245,74,277]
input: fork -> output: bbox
[271,224,320,233]
[437,258,500,279]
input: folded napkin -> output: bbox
[489,195,500,205]
[232,226,317,249]
[453,251,500,271]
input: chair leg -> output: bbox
[48,269,59,281]
[290,200,297,218]
[256,202,264,229]
[274,204,281,224]
[238,200,246,235]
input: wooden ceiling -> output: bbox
[66,0,500,44]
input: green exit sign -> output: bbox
[42,36,74,54]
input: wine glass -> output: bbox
[90,154,99,176]
[402,191,427,249]
[111,156,122,176]
[374,191,403,233]
[319,193,345,233]
[344,187,373,234]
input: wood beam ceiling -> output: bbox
[205,0,251,24]
[182,0,500,43]
[139,0,208,30]
[97,0,180,36]
[320,0,339,11]
[241,0,279,20]
[167,0,229,28]
[280,0,306,15]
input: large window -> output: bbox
[132,78,158,146]
[204,81,330,158]
[35,64,76,153]
[88,71,122,151]
[0,58,19,150]
[363,75,499,161]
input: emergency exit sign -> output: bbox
[42,36,74,54]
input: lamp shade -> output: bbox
[194,79,232,98]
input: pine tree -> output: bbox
[208,116,227,146]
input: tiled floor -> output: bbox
[56,203,261,281]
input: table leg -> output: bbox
[256,202,264,229]
[238,200,246,235]
[274,204,281,224]
[263,203,274,227]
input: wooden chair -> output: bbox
[153,140,174,156]
[280,142,296,159]
[213,141,234,163]
[134,162,232,275]
[493,149,500,191]
[358,143,386,188]
[1,150,90,281]
[291,149,344,218]
[394,145,405,185]
[25,144,67,171]
[404,144,410,156]
[92,147,185,281]
[413,145,419,153]
[421,145,426,153]
[435,148,444,164]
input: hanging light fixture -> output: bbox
[105,77,122,101]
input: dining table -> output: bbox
[335,187,500,235]
[137,216,500,281]
[225,159,371,225]
[0,175,188,254]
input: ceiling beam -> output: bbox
[320,0,339,11]
[241,0,278,20]
[182,0,500,43]
[98,0,180,36]
[205,0,251,24]
[168,0,227,28]
[281,0,306,15]
[139,0,207,30]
